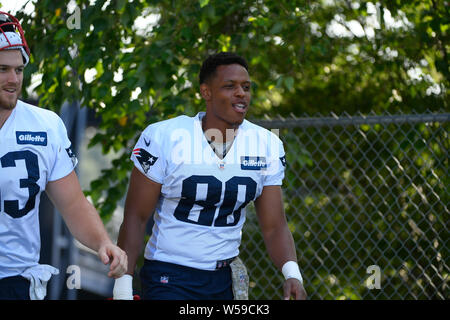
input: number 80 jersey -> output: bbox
[131,112,286,270]
[0,101,77,279]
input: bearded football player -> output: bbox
[114,52,306,300]
[0,11,127,300]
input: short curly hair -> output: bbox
[199,52,249,84]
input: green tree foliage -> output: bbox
[9,0,448,220]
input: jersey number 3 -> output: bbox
[0,151,40,218]
[174,175,257,227]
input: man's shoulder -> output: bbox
[241,119,283,143]
[142,114,194,136]
[16,100,60,122]
[242,118,272,133]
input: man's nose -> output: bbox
[235,85,245,97]
[6,69,19,83]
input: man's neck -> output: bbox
[201,114,238,143]
[0,108,13,130]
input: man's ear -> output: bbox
[200,83,211,100]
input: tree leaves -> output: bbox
[14,0,448,220]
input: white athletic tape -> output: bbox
[113,274,133,300]
[282,261,303,284]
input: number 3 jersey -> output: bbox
[0,100,77,279]
[131,112,286,270]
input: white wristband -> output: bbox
[282,261,303,284]
[113,274,133,300]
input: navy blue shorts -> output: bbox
[0,276,30,300]
[140,259,234,300]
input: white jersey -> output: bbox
[0,100,77,279]
[131,112,286,270]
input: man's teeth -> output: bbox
[235,104,246,109]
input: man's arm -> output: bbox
[254,185,307,300]
[117,166,162,276]
[46,170,127,278]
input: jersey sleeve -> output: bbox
[48,116,78,182]
[262,134,286,186]
[131,127,165,184]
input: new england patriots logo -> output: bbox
[133,148,158,174]
[66,147,78,168]
[280,156,286,167]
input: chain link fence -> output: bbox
[241,112,449,300]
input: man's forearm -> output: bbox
[62,198,112,251]
[263,223,298,270]
[117,213,148,275]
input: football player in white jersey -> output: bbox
[114,52,306,300]
[0,11,127,299]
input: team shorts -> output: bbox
[0,275,30,300]
[140,259,233,300]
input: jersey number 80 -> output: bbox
[173,175,257,227]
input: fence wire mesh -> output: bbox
[241,112,449,300]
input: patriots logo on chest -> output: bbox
[133,148,158,174]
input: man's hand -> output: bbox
[283,278,307,300]
[98,242,128,278]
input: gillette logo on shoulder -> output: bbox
[241,156,267,170]
[16,131,47,146]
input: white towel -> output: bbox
[21,264,59,300]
